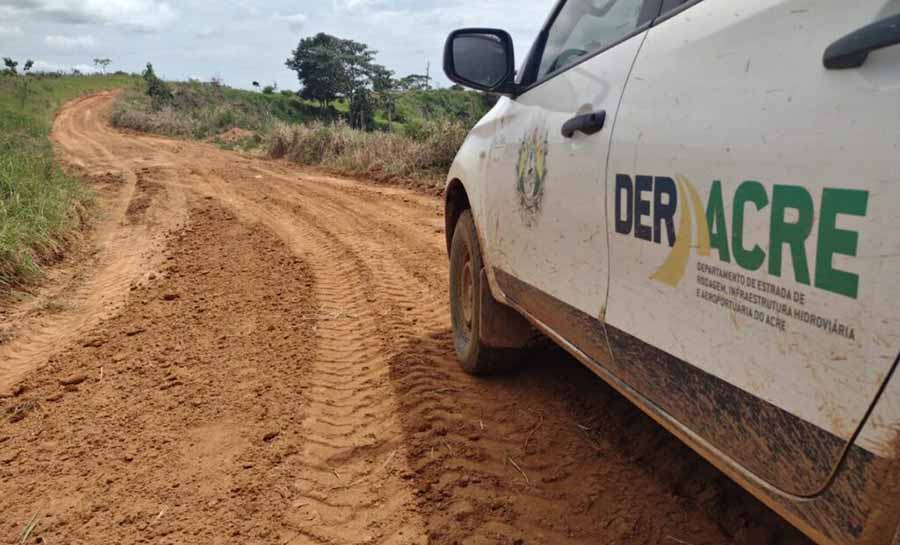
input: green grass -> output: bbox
[0,73,137,292]
[110,78,493,190]
[111,78,494,140]
[110,80,334,139]
[395,89,494,127]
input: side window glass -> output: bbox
[537,0,647,79]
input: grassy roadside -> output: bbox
[0,73,137,294]
[110,80,329,140]
[268,119,468,188]
[111,80,483,188]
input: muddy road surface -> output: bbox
[0,93,812,545]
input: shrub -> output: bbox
[110,80,316,139]
[142,63,173,109]
[110,102,197,137]
[268,118,468,187]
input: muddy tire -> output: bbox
[449,210,521,375]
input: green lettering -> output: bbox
[705,180,731,263]
[815,188,868,299]
[732,181,768,271]
[769,185,814,285]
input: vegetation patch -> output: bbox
[111,50,492,189]
[268,118,469,187]
[0,71,136,293]
[110,64,330,139]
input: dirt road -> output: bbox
[0,93,812,545]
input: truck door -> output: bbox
[604,0,900,496]
[485,0,659,325]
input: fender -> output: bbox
[444,99,511,309]
[445,99,533,349]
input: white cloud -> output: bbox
[0,24,23,37]
[46,34,97,49]
[0,0,177,32]
[195,26,223,40]
[0,0,547,91]
[273,13,307,32]
[30,59,98,73]
[334,0,374,10]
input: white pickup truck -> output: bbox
[441,1,900,544]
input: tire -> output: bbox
[449,210,521,375]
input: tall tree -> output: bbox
[2,57,18,76]
[370,64,397,128]
[370,64,396,94]
[286,32,380,113]
[93,58,112,74]
[286,33,349,109]
[349,87,375,131]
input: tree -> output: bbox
[2,57,18,76]
[252,81,260,91]
[285,32,378,113]
[370,64,395,94]
[142,63,173,108]
[398,74,430,92]
[349,87,375,131]
[93,58,112,74]
[3,58,35,105]
[286,33,345,109]
[370,64,397,128]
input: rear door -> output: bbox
[604,0,900,496]
[485,0,659,323]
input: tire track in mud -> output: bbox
[159,170,432,544]
[1,93,814,545]
[0,93,186,391]
[200,169,730,545]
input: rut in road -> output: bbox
[0,93,813,545]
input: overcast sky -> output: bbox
[0,0,552,90]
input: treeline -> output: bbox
[286,33,494,130]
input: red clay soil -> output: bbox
[0,93,813,545]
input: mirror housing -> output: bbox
[443,28,519,95]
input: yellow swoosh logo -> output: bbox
[650,175,709,286]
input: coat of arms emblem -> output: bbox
[515,126,549,225]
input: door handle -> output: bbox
[824,12,900,69]
[561,110,606,138]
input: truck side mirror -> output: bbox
[444,28,518,95]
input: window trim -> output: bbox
[516,0,663,95]
[654,0,704,26]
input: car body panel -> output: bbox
[492,267,900,545]
[605,0,900,496]
[478,26,648,322]
[443,0,900,542]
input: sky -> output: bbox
[0,0,553,90]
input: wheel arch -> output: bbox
[444,178,471,256]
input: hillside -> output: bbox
[110,75,491,187]
[111,78,493,139]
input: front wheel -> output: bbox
[449,210,522,375]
